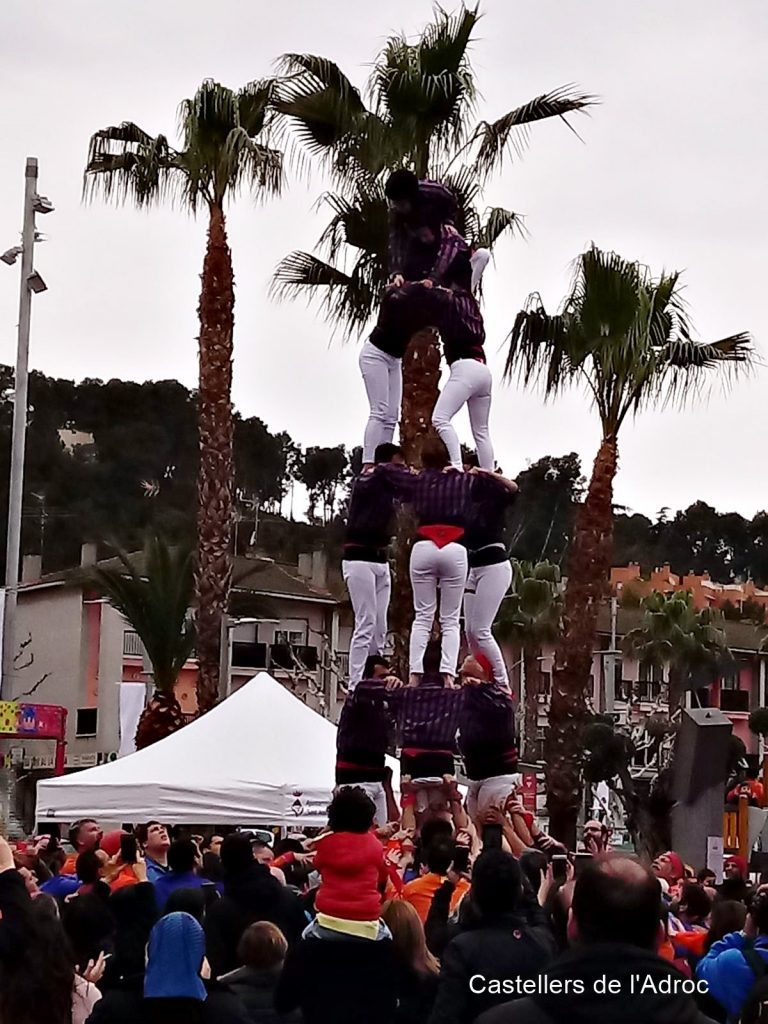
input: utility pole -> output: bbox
[1,158,52,698]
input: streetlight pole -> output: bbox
[2,158,48,698]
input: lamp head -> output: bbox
[1,246,22,266]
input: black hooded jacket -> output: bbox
[204,864,306,977]
[476,944,719,1024]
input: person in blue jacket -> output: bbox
[697,886,768,1021]
[153,839,215,911]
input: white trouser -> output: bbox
[336,781,387,828]
[432,359,494,470]
[470,248,491,293]
[409,540,468,675]
[359,340,402,464]
[464,560,513,684]
[466,774,523,822]
[342,560,391,688]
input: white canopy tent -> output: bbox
[36,673,398,827]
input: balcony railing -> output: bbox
[123,630,145,657]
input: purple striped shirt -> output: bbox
[397,685,464,751]
[336,680,400,760]
[411,468,476,529]
[458,683,518,780]
[344,464,412,557]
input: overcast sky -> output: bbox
[1,0,766,520]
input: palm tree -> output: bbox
[496,560,563,761]
[84,79,284,713]
[623,590,734,709]
[505,246,753,843]
[91,536,195,749]
[271,2,593,456]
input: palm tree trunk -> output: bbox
[391,329,442,678]
[546,436,618,846]
[523,646,542,761]
[135,690,186,750]
[194,202,235,713]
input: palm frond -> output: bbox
[91,535,196,692]
[272,53,376,184]
[271,250,379,339]
[83,124,183,207]
[476,206,526,249]
[370,4,480,172]
[225,128,284,200]
[237,78,280,137]
[472,85,596,179]
[504,298,579,396]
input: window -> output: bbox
[720,665,742,691]
[637,662,663,700]
[76,708,98,736]
[123,630,144,657]
[275,630,305,647]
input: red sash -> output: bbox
[417,525,464,548]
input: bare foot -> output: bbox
[442,673,457,688]
[408,673,422,688]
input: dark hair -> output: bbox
[220,833,255,875]
[135,821,161,846]
[68,818,98,851]
[106,883,159,982]
[412,818,454,876]
[572,855,661,950]
[705,899,747,952]
[420,436,450,470]
[274,838,305,857]
[164,887,207,924]
[519,849,548,895]
[463,449,479,469]
[327,786,375,833]
[61,894,115,972]
[421,819,453,848]
[200,851,223,884]
[363,654,390,678]
[678,881,712,923]
[426,839,455,876]
[385,168,419,203]
[168,839,198,875]
[697,867,716,884]
[374,443,403,465]
[76,849,102,885]
[0,896,75,1024]
[472,850,522,916]
[237,921,288,970]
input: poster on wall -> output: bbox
[0,701,65,737]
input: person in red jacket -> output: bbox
[308,786,391,941]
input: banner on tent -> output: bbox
[287,790,332,820]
